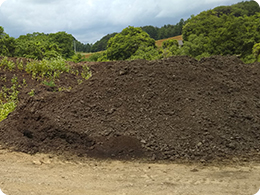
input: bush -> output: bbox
[106,26,156,60]
[129,46,162,60]
[67,53,85,63]
[86,52,103,62]
[162,39,179,49]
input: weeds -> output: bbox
[0,57,16,71]
[0,57,92,121]
[0,75,19,121]
[0,101,16,121]
[77,79,83,85]
[1,75,7,82]
[58,86,72,92]
[22,79,27,87]
[43,79,56,88]
[81,65,92,80]
[25,57,70,80]
[17,59,24,70]
[28,89,35,97]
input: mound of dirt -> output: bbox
[0,56,260,163]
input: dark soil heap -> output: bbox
[0,56,260,163]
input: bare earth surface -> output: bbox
[1,56,260,163]
[1,56,260,194]
[0,149,260,195]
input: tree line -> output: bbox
[181,0,260,62]
[0,16,186,58]
[78,0,259,53]
[86,19,185,53]
[89,0,260,63]
[0,0,259,62]
[0,29,76,60]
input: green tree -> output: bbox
[91,33,117,52]
[0,26,16,57]
[129,45,162,60]
[162,39,178,49]
[182,1,260,60]
[141,25,159,40]
[214,0,260,17]
[74,40,92,53]
[14,31,76,59]
[179,34,211,59]
[49,32,75,58]
[15,33,62,60]
[106,26,156,60]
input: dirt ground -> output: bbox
[1,56,260,163]
[1,56,260,194]
[0,148,260,195]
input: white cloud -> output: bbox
[0,0,244,43]
[0,0,6,6]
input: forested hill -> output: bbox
[0,0,259,60]
[79,18,185,53]
[78,0,260,53]
[212,0,260,17]
[88,0,260,63]
[182,0,260,60]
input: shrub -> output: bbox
[86,52,103,62]
[106,26,156,60]
[162,39,179,49]
[129,46,162,60]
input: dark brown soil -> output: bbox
[0,56,260,163]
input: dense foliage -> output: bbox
[213,0,260,17]
[90,33,118,52]
[74,40,92,53]
[182,0,260,62]
[0,27,16,57]
[82,19,185,53]
[0,29,76,60]
[141,19,185,40]
[103,26,156,61]
[15,32,75,60]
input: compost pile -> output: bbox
[0,56,260,163]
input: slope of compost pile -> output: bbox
[0,56,260,163]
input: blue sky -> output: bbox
[0,0,254,44]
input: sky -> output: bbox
[0,0,258,44]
